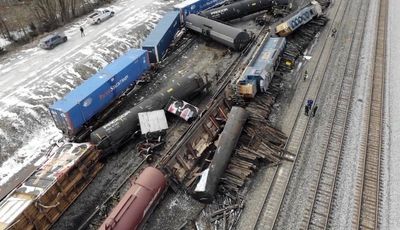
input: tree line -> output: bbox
[0,0,112,43]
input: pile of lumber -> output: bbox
[195,192,245,230]
[220,119,287,193]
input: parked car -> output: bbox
[87,8,115,25]
[39,33,68,49]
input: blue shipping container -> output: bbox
[142,11,181,63]
[49,49,150,137]
[174,0,224,21]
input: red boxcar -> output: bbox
[99,167,167,230]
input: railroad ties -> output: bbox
[221,96,288,194]
[301,0,369,228]
[278,16,329,72]
[259,0,356,228]
[193,94,289,229]
[160,3,333,228]
[352,0,387,228]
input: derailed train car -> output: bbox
[193,107,248,203]
[185,14,251,51]
[0,143,102,230]
[275,0,322,36]
[49,49,150,138]
[90,73,205,153]
[237,36,286,98]
[99,167,167,230]
[199,0,289,22]
[142,11,181,63]
[174,0,224,22]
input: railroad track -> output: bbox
[250,0,349,228]
[159,33,196,69]
[158,24,271,169]
[249,0,361,228]
[301,0,369,228]
[156,25,273,229]
[351,0,387,228]
[78,157,147,230]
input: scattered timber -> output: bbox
[193,107,249,203]
[278,16,329,72]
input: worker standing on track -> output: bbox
[305,104,309,116]
[311,104,318,117]
[331,28,337,38]
[307,99,314,111]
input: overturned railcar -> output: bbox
[193,106,249,203]
[99,167,167,230]
[90,73,205,153]
[275,0,322,36]
[185,14,251,51]
[200,0,290,22]
[174,0,224,22]
[49,49,150,139]
[142,11,181,63]
[0,143,102,230]
[237,36,286,98]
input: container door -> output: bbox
[143,47,157,63]
[49,109,70,135]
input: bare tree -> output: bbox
[58,0,70,23]
[70,0,78,17]
[12,7,29,41]
[0,15,12,40]
[0,0,110,45]
[31,0,59,30]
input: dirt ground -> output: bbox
[143,18,290,230]
[52,29,242,229]
[53,3,305,230]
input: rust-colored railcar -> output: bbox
[100,167,167,230]
[0,142,102,230]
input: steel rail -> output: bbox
[353,0,387,228]
[303,0,368,228]
[77,157,147,230]
[158,24,270,169]
[250,0,350,228]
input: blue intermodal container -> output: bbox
[174,0,224,21]
[142,11,181,63]
[49,49,150,137]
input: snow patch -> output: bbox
[0,38,11,48]
[80,46,95,56]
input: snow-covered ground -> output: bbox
[0,38,11,48]
[382,0,400,228]
[0,0,176,186]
